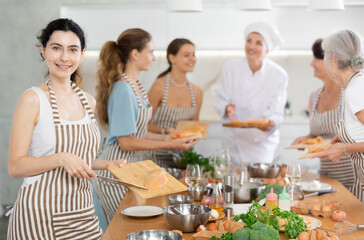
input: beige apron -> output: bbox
[94,74,152,224]
[310,86,355,190]
[8,80,102,239]
[337,72,364,203]
[150,73,196,168]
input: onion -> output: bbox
[201,195,213,205]
[331,210,346,222]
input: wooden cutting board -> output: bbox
[286,139,331,149]
[165,120,209,141]
[108,160,187,199]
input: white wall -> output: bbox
[61,4,364,50]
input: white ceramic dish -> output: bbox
[298,182,331,192]
[279,215,322,232]
[122,205,164,218]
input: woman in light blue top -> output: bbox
[93,28,197,223]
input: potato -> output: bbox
[322,205,331,211]
[229,225,240,234]
[298,231,310,240]
[207,223,217,231]
[223,220,231,231]
[312,201,322,211]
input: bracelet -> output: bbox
[161,128,166,135]
[343,143,346,154]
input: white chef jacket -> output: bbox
[215,57,288,164]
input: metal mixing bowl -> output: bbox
[164,204,211,232]
[187,186,208,201]
[248,163,281,178]
[162,167,182,179]
[126,230,182,240]
[168,195,193,205]
[234,178,264,203]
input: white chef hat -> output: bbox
[244,21,283,52]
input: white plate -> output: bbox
[298,182,331,192]
[122,205,164,218]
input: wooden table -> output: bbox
[102,174,364,240]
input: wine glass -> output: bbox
[286,163,301,200]
[213,148,231,179]
[185,164,201,187]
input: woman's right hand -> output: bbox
[291,135,309,145]
[58,152,96,180]
[225,102,236,122]
[170,138,199,151]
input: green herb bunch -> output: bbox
[180,148,215,178]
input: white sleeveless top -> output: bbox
[22,86,91,187]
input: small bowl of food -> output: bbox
[248,163,281,178]
[168,195,193,205]
[187,186,208,201]
[126,230,182,240]
[164,204,211,232]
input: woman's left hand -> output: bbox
[107,159,127,168]
[312,143,345,162]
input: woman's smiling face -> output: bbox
[245,32,268,63]
[41,30,84,81]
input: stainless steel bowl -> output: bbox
[234,178,264,203]
[126,230,182,240]
[168,195,193,205]
[164,204,211,232]
[248,163,281,178]
[187,186,208,201]
[162,167,182,179]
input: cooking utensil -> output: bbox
[164,204,211,232]
[126,230,182,240]
[96,175,149,190]
[169,206,183,215]
[295,188,338,200]
[234,178,264,203]
[163,167,182,179]
[334,220,364,235]
[168,195,193,205]
[248,163,281,178]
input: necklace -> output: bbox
[170,77,187,87]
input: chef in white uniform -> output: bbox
[215,22,288,164]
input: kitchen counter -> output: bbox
[102,174,364,240]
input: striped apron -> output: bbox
[310,87,355,190]
[337,72,364,203]
[94,74,152,224]
[8,80,103,240]
[150,73,196,168]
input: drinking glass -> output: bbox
[185,164,201,187]
[286,163,301,200]
[213,148,231,179]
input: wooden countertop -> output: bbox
[102,174,364,240]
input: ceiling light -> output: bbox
[236,0,272,11]
[168,0,203,12]
[308,0,345,10]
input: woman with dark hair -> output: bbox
[94,30,197,223]
[292,39,355,190]
[314,30,364,203]
[7,18,125,239]
[147,38,203,167]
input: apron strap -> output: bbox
[71,82,96,120]
[161,74,171,105]
[187,81,196,108]
[122,73,150,108]
[45,79,96,124]
[45,79,62,124]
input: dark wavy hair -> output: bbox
[37,18,86,83]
